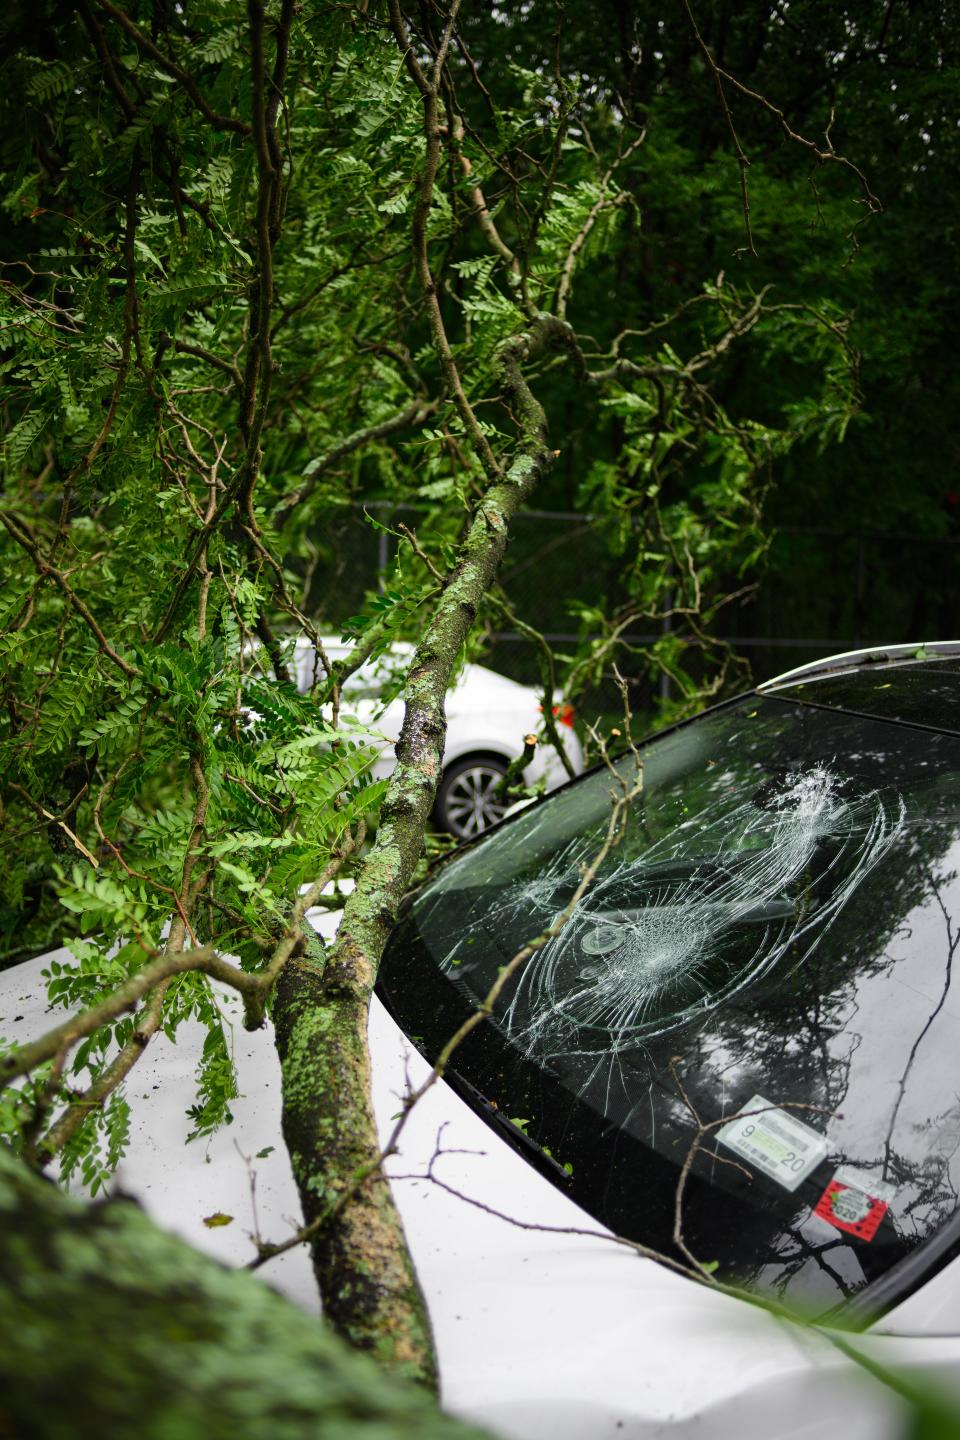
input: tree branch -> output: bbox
[275,401,439,519]
[0,512,140,679]
[93,0,251,135]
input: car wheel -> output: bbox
[435,756,510,840]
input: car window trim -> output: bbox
[838,1207,960,1329]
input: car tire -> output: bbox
[435,755,510,840]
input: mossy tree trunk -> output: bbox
[272,314,568,1387]
[0,1146,491,1440]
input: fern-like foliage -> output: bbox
[0,0,868,1192]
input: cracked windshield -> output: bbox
[382,695,960,1313]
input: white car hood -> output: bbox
[1,940,957,1439]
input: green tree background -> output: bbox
[0,0,956,1430]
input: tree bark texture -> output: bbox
[0,1145,490,1440]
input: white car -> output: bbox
[291,637,583,839]
[7,643,960,1439]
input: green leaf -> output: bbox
[202,1212,234,1228]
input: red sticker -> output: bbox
[814,1169,892,1242]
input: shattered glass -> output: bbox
[501,765,903,1065]
[381,694,960,1312]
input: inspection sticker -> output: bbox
[717,1094,829,1192]
[814,1166,896,1242]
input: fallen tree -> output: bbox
[0,0,876,1414]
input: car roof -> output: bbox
[759,640,960,691]
[757,642,960,737]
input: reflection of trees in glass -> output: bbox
[881,869,960,1182]
[676,822,960,1307]
[412,699,960,1311]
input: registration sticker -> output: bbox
[814,1166,895,1241]
[717,1094,829,1192]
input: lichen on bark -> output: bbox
[0,1145,491,1440]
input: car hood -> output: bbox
[0,936,950,1439]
